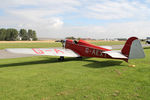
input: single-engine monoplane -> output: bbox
[6,37,145,62]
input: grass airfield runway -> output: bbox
[0,41,150,100]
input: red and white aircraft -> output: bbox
[6,37,145,62]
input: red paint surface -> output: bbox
[33,37,138,62]
[121,37,138,57]
[64,37,138,62]
[54,49,64,54]
[65,39,114,59]
[32,49,64,54]
[32,48,45,54]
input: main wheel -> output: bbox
[58,56,64,61]
[76,57,82,59]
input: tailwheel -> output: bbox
[76,57,82,59]
[58,56,64,61]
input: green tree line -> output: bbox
[0,28,37,41]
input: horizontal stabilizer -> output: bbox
[103,51,127,59]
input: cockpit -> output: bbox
[74,40,78,44]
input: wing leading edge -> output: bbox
[99,46,112,50]
[6,48,80,57]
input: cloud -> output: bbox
[85,0,150,20]
[0,0,150,39]
[104,21,150,38]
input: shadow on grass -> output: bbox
[0,57,83,68]
[83,60,124,68]
[144,47,150,49]
[0,57,124,68]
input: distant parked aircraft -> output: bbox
[146,37,150,44]
[6,37,145,62]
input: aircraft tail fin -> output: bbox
[121,37,145,61]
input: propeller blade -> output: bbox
[55,40,65,43]
[55,40,61,42]
[55,40,65,48]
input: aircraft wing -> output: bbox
[103,50,127,59]
[99,46,112,50]
[6,48,80,57]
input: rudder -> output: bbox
[121,37,145,59]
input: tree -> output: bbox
[10,29,18,41]
[27,29,37,41]
[77,37,81,40]
[0,28,6,40]
[0,28,37,41]
[66,36,76,40]
[32,30,37,40]
[5,28,18,41]
[19,29,28,40]
[27,29,33,40]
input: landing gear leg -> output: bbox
[58,56,64,61]
[76,57,83,59]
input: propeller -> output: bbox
[55,40,66,48]
[55,40,65,43]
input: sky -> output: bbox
[0,0,150,39]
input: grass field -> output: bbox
[0,41,150,100]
